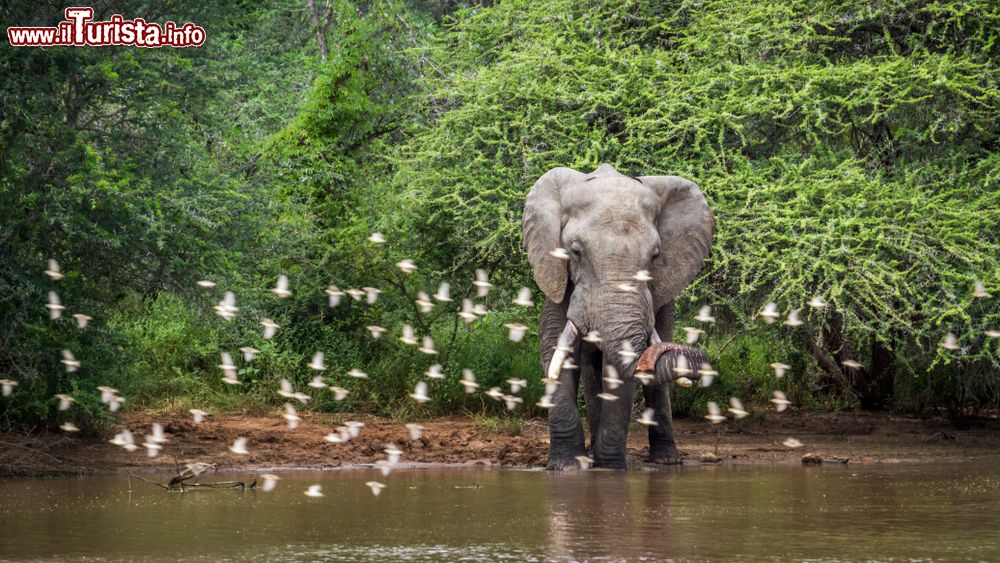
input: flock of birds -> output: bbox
[1,238,996,491]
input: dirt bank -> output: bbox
[2,410,999,476]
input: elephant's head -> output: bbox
[522,164,714,368]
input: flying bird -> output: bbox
[698,363,718,387]
[597,392,618,402]
[783,437,803,448]
[45,259,64,281]
[367,232,386,244]
[396,259,417,274]
[405,423,424,440]
[196,280,217,288]
[683,326,704,344]
[705,401,726,424]
[672,354,692,377]
[367,325,387,338]
[326,285,345,307]
[784,309,804,327]
[399,324,418,345]
[505,323,528,342]
[459,369,479,393]
[419,336,438,355]
[675,377,693,388]
[308,376,327,389]
[346,288,365,301]
[807,295,827,309]
[770,362,790,378]
[72,313,92,328]
[473,269,493,297]
[384,443,402,465]
[214,292,239,320]
[410,381,430,403]
[346,368,368,379]
[536,395,556,409]
[282,403,301,430]
[759,302,780,323]
[973,280,990,298]
[583,331,602,344]
[240,347,259,362]
[507,378,527,393]
[633,270,653,282]
[308,351,326,371]
[61,349,80,372]
[261,318,279,339]
[603,366,623,390]
[55,393,75,411]
[549,247,570,260]
[415,292,434,313]
[229,437,249,455]
[189,409,208,424]
[638,408,657,426]
[771,390,791,412]
[363,287,382,304]
[366,481,386,496]
[46,291,64,319]
[0,379,18,397]
[513,287,534,307]
[260,474,280,492]
[330,386,349,401]
[271,275,291,298]
[304,484,324,497]
[459,299,478,322]
[433,282,452,302]
[728,397,748,419]
[486,387,505,401]
[425,364,444,379]
[619,342,637,364]
[219,352,239,384]
[503,395,523,410]
[575,456,594,469]
[841,359,863,370]
[939,333,960,351]
[59,422,80,432]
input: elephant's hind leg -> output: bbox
[643,384,682,464]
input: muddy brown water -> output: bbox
[2,461,1000,561]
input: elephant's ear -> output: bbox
[640,175,715,310]
[522,167,586,303]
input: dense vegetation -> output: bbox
[1,0,997,431]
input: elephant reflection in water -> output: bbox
[522,164,715,469]
[545,472,680,559]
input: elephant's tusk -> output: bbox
[546,321,578,380]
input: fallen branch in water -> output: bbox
[128,461,250,492]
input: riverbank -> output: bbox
[3,410,999,476]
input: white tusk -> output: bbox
[547,322,578,380]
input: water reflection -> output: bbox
[1,462,1000,561]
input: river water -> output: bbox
[2,461,999,561]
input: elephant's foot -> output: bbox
[546,453,588,471]
[648,443,684,465]
[593,450,628,470]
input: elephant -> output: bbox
[522,164,715,470]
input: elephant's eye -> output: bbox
[570,241,582,257]
[652,246,661,259]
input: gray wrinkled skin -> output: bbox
[522,164,715,470]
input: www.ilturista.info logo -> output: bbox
[6,7,205,48]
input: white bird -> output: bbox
[549,247,570,260]
[363,287,382,304]
[694,305,715,323]
[46,291,64,319]
[324,430,349,444]
[473,269,493,297]
[304,484,324,497]
[148,423,167,444]
[675,377,694,388]
[346,368,368,379]
[59,422,80,432]
[278,378,296,398]
[330,386,349,400]
[583,331,602,344]
[240,347,259,362]
[505,322,528,342]
[507,378,527,393]
[72,313,92,328]
[808,295,827,309]
[399,324,418,345]
[190,409,208,424]
[635,371,654,385]
[260,473,280,492]
[45,259,64,281]
[783,437,804,448]
[562,357,578,371]
[728,397,748,419]
[415,292,434,313]
[459,369,479,393]
[367,325,387,339]
[368,232,386,244]
[110,430,138,451]
[107,396,124,412]
[308,376,327,389]
[405,423,424,440]
[375,460,393,477]
[410,381,430,403]
[366,481,386,496]
[396,259,418,274]
[575,456,594,469]
[536,395,556,409]
[673,354,692,377]
[784,309,804,327]
[326,285,345,307]
[346,288,365,301]
[939,333,960,351]
[486,387,505,401]
[459,299,478,322]
[308,351,326,371]
[61,349,80,372]
[841,359,863,370]
[219,352,239,384]
[513,287,534,307]
[503,395,523,410]
[214,292,239,320]
[973,280,990,298]
[986,330,1000,338]
[283,403,301,429]
[271,275,291,298]
[419,336,438,355]
[616,282,638,293]
[597,392,618,402]
[433,282,452,302]
[196,280,217,288]
[638,408,657,426]
[55,393,75,411]
[633,270,653,282]
[97,386,117,404]
[260,318,279,339]
[229,437,249,455]
[759,302,780,323]
[603,366,623,390]
[344,421,366,439]
[705,401,726,424]
[771,390,791,412]
[425,364,444,379]
[0,379,18,397]
[619,342,637,364]
[473,303,488,316]
[770,362,790,378]
[684,326,704,344]
[384,443,402,464]
[698,363,718,387]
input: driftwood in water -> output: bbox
[129,459,250,492]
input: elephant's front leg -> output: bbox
[546,358,587,470]
[580,349,603,456]
[643,383,682,464]
[592,370,635,470]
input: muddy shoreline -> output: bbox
[3,411,999,477]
